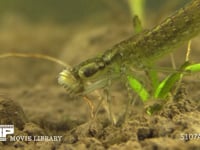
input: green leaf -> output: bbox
[154,73,182,99]
[127,75,149,102]
[147,67,159,93]
[154,62,190,99]
[185,63,200,73]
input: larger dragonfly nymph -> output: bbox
[58,0,200,96]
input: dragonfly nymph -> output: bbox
[58,0,200,96]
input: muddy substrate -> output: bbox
[1,89,200,150]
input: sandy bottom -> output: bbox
[0,19,200,150]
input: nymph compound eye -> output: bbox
[58,69,83,95]
[78,62,105,79]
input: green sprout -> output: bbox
[127,75,149,102]
[127,61,200,115]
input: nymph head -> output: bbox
[58,68,83,95]
[58,59,108,95]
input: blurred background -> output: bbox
[0,0,190,25]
